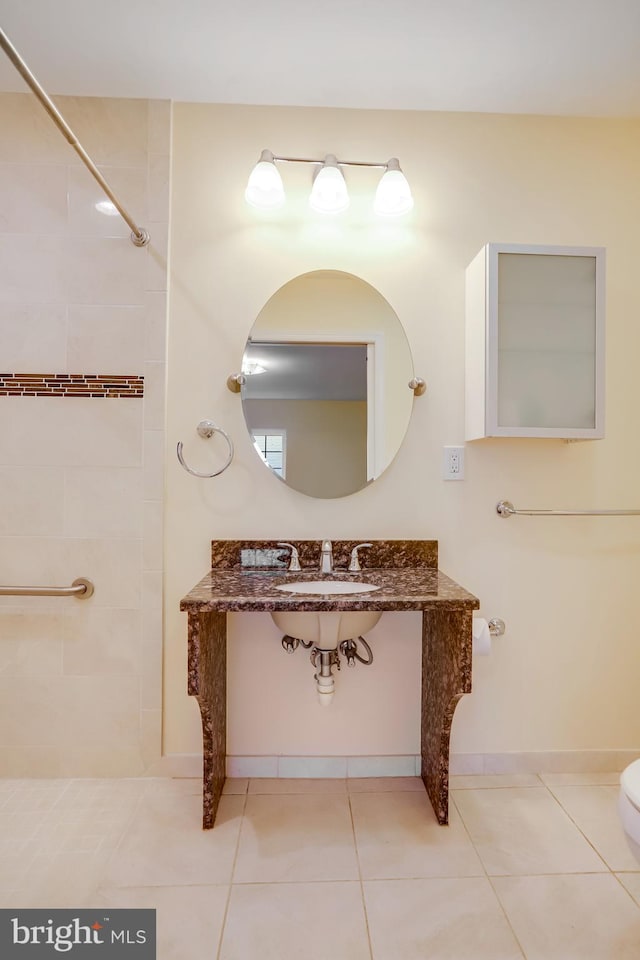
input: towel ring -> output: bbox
[176,420,234,478]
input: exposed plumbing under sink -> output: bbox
[271,608,382,706]
[271,540,381,705]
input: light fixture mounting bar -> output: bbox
[272,154,388,169]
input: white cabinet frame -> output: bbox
[465,242,605,440]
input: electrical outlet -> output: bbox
[443,445,465,480]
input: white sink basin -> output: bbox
[271,608,382,648]
[272,580,382,648]
[275,579,381,595]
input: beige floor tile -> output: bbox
[540,772,622,786]
[233,794,358,883]
[46,793,143,823]
[0,779,30,793]
[351,790,483,880]
[617,873,640,904]
[549,784,637,871]
[364,877,524,959]
[12,851,114,907]
[2,782,70,812]
[493,874,640,960]
[143,777,202,796]
[0,811,46,841]
[248,778,347,794]
[101,793,244,887]
[96,884,229,960]
[0,892,28,908]
[0,835,38,857]
[223,778,248,795]
[56,778,149,803]
[33,816,132,856]
[348,776,425,793]
[0,848,40,891]
[453,787,607,876]
[219,881,370,960]
[36,782,144,855]
[450,774,541,789]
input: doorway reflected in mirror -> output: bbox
[240,270,414,499]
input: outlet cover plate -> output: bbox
[443,445,465,480]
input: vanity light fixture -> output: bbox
[309,154,350,214]
[244,149,286,209]
[245,150,414,216]
[374,158,414,216]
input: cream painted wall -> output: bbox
[166,103,640,760]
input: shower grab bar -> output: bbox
[0,28,149,248]
[0,578,94,599]
[497,500,640,519]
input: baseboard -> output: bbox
[227,755,419,778]
[450,749,640,775]
[151,749,640,780]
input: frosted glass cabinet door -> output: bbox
[465,243,605,440]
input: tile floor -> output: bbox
[0,772,639,958]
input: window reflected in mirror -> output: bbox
[251,430,286,478]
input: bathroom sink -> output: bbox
[272,580,382,647]
[275,579,381,595]
[271,608,382,648]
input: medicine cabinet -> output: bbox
[465,243,605,440]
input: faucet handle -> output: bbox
[277,542,301,572]
[349,542,373,572]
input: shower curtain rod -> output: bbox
[0,27,150,247]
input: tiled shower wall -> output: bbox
[0,93,170,776]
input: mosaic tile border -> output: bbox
[0,374,144,398]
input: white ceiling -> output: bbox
[1,0,640,116]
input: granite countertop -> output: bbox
[180,568,480,614]
[180,539,479,613]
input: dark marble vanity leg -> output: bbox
[420,608,473,824]
[187,611,227,829]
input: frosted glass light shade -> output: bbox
[309,156,350,214]
[245,150,285,209]
[374,158,414,216]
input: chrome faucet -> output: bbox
[348,542,372,572]
[277,542,301,572]
[320,539,333,573]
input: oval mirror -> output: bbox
[240,270,414,499]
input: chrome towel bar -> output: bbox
[0,578,94,599]
[497,500,640,518]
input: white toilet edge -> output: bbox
[621,758,640,813]
[619,789,640,861]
